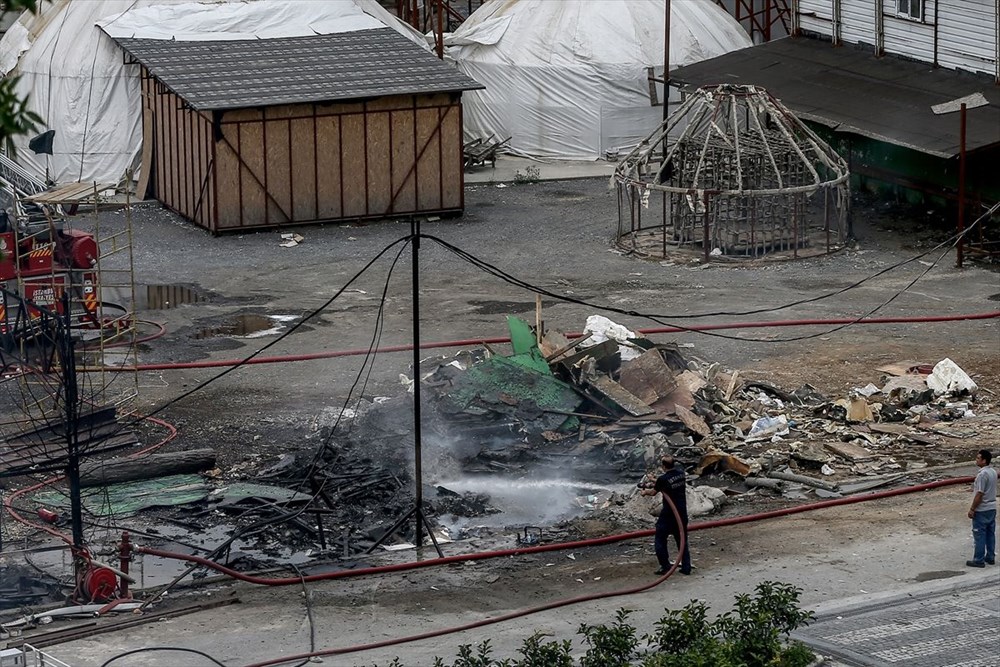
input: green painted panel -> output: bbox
[32,474,210,518]
[506,316,551,374]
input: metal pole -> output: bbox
[663,0,671,122]
[410,220,424,548]
[436,0,444,59]
[957,103,966,268]
[702,190,711,262]
[62,293,84,553]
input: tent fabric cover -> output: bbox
[446,0,752,160]
[0,0,426,186]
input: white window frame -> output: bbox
[896,0,925,21]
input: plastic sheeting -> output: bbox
[0,0,424,186]
[446,0,752,160]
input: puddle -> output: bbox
[136,284,207,310]
[194,314,296,339]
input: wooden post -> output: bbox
[535,294,543,344]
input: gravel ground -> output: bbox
[2,177,998,666]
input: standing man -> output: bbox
[641,455,691,575]
[967,449,997,568]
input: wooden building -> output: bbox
[114,29,483,233]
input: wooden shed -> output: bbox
[114,29,483,233]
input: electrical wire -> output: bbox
[0,236,411,477]
[99,646,227,667]
[155,477,968,667]
[422,200,999,343]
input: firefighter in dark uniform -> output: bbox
[641,455,692,575]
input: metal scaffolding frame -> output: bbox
[614,84,851,261]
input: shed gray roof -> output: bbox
[114,29,484,111]
[669,36,1000,158]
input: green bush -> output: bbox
[376,581,816,667]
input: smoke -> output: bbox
[435,477,626,528]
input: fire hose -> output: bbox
[87,311,1000,372]
[128,476,973,667]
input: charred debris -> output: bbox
[22,315,993,566]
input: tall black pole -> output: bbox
[956,103,966,269]
[663,0,671,122]
[61,293,84,553]
[410,219,424,548]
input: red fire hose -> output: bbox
[131,476,971,667]
[89,311,1000,372]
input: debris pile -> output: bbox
[414,317,993,505]
[19,316,994,567]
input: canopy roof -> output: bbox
[0,0,426,185]
[446,0,752,160]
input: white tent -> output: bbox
[446,0,752,160]
[0,0,425,186]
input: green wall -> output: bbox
[808,124,1000,209]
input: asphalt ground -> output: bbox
[795,568,1000,667]
[4,173,999,667]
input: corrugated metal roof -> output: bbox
[669,36,1000,158]
[114,29,484,111]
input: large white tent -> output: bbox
[0,0,424,186]
[446,0,752,160]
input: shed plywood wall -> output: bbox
[210,93,464,232]
[142,69,214,228]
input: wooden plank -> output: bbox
[618,349,677,405]
[315,115,342,220]
[390,107,417,212]
[135,71,154,199]
[290,116,317,221]
[265,118,292,223]
[366,110,392,216]
[587,376,655,416]
[154,81,166,201]
[239,120,266,228]
[25,182,115,205]
[80,448,217,487]
[415,107,442,211]
[167,88,179,213]
[215,121,242,229]
[440,104,462,209]
[340,114,366,217]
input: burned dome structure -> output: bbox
[614,84,850,260]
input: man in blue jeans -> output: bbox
[966,449,997,568]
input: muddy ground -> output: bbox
[1,178,998,664]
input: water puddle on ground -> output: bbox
[136,284,207,310]
[194,314,297,339]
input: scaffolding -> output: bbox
[614,84,851,261]
[0,173,137,425]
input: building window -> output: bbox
[896,0,924,20]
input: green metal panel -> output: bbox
[506,316,551,374]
